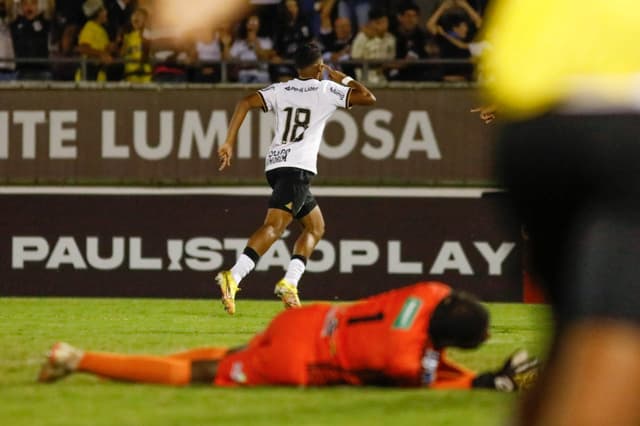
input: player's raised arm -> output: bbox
[322,64,377,106]
[218,92,264,171]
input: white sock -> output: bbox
[230,254,255,284]
[283,258,306,287]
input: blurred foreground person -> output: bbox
[481,1,640,425]
[38,282,539,390]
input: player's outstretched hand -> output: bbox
[321,64,346,84]
[218,143,233,171]
[472,349,542,392]
[470,105,497,124]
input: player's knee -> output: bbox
[263,222,288,240]
[309,222,325,240]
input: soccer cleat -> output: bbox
[274,279,301,309]
[216,270,240,315]
[37,342,83,383]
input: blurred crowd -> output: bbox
[0,0,489,83]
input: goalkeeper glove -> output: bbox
[472,349,541,392]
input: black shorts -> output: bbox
[266,167,318,219]
[497,112,640,326]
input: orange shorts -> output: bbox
[214,304,332,386]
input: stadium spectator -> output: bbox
[105,0,135,41]
[273,0,313,81]
[318,0,355,75]
[351,6,395,83]
[120,7,151,82]
[102,0,136,80]
[480,1,640,425]
[50,0,84,61]
[188,24,232,83]
[390,1,434,81]
[216,44,376,315]
[229,14,279,84]
[76,0,116,81]
[336,0,370,32]
[0,0,15,81]
[426,0,482,81]
[50,21,79,80]
[150,34,191,83]
[38,281,540,390]
[11,0,51,80]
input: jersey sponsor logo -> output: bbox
[266,147,291,165]
[329,86,345,100]
[392,297,422,329]
[283,86,319,93]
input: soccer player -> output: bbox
[38,281,539,390]
[215,42,376,314]
[480,1,640,425]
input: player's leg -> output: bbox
[38,342,219,386]
[215,169,296,315]
[275,191,324,308]
[216,208,293,314]
[275,205,325,308]
[167,347,229,361]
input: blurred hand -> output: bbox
[321,64,346,83]
[218,143,233,171]
[471,105,497,124]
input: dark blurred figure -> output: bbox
[11,0,52,80]
[0,1,16,81]
[104,0,136,80]
[481,1,640,425]
[273,0,313,81]
[390,1,439,81]
[51,23,80,80]
[105,0,135,40]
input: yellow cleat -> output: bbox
[216,270,240,315]
[274,279,301,309]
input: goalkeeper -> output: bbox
[37,282,539,391]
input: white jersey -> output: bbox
[258,78,352,174]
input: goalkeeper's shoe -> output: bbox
[274,279,301,309]
[37,342,84,383]
[216,270,240,315]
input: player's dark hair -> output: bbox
[429,291,489,349]
[368,7,388,21]
[294,43,322,70]
[397,1,420,15]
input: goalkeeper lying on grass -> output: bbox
[38,281,539,391]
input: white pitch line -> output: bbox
[0,186,501,198]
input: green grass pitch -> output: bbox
[0,298,551,426]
